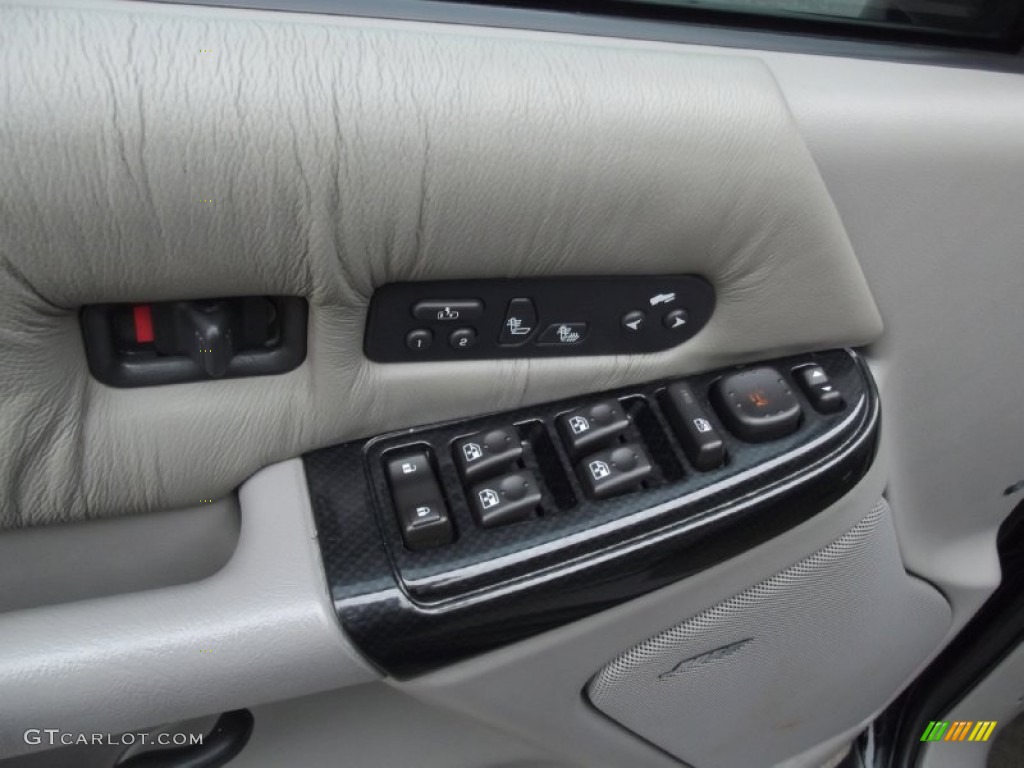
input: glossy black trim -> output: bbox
[857,497,1024,768]
[305,349,879,677]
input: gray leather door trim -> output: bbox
[0,0,881,527]
[0,459,377,760]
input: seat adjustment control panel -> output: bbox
[363,276,715,362]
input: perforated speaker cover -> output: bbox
[587,500,950,768]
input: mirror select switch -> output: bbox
[578,443,653,499]
[385,450,455,551]
[469,470,543,528]
[711,368,802,442]
[558,400,631,457]
[453,426,523,481]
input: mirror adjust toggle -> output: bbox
[558,399,631,457]
[795,365,844,414]
[499,298,538,345]
[579,443,653,499]
[470,470,543,528]
[662,382,725,471]
[385,450,455,551]
[712,368,802,442]
[536,322,587,346]
[453,426,523,481]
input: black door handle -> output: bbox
[114,709,254,768]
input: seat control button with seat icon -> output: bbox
[536,322,588,346]
[499,298,538,344]
[711,367,802,442]
[557,399,631,457]
[453,426,523,481]
[661,382,725,471]
[412,299,484,323]
[384,450,454,551]
[469,470,542,528]
[578,443,653,499]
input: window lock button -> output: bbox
[661,382,725,471]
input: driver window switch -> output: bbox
[453,426,523,481]
[385,450,455,551]
[469,470,543,528]
[578,443,653,499]
[558,400,631,458]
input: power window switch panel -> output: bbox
[711,368,802,442]
[385,451,454,551]
[453,426,523,481]
[469,471,543,528]
[794,365,845,414]
[661,382,725,471]
[557,400,631,457]
[579,443,653,500]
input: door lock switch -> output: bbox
[712,368,802,442]
[558,400,631,457]
[453,426,523,481]
[661,382,725,471]
[385,450,455,551]
[579,443,653,499]
[469,470,543,528]
[795,365,844,414]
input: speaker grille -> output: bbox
[587,500,950,768]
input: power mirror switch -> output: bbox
[578,443,653,499]
[662,383,725,471]
[385,450,454,551]
[557,400,631,457]
[711,368,802,442]
[469,470,543,528]
[453,426,523,481]
[794,365,845,414]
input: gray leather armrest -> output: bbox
[0,459,377,760]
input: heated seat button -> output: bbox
[661,382,725,471]
[499,298,538,344]
[469,470,543,528]
[453,426,523,481]
[794,365,844,414]
[711,368,802,442]
[385,450,454,551]
[536,323,588,346]
[578,443,653,499]
[412,299,484,323]
[557,400,631,457]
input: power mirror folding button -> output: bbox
[385,451,455,551]
[558,400,631,457]
[453,426,523,482]
[579,443,653,500]
[794,365,844,414]
[469,470,543,528]
[711,368,802,442]
[499,298,538,344]
[662,383,725,471]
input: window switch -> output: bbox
[385,450,455,551]
[469,470,543,528]
[557,400,631,458]
[661,382,725,471]
[794,365,845,414]
[711,368,802,442]
[453,426,523,481]
[578,443,653,500]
